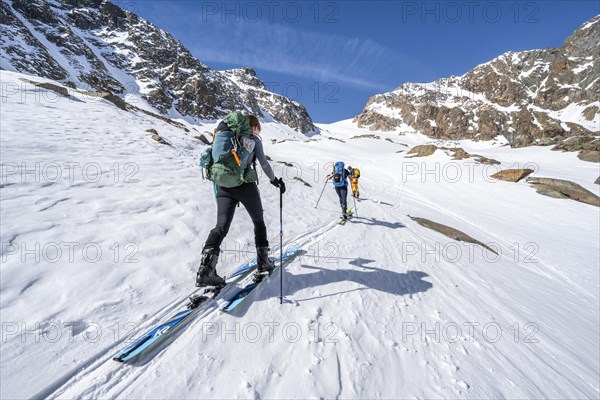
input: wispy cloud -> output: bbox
[186,20,426,92]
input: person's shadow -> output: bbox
[350,217,406,229]
[231,257,433,315]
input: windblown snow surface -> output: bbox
[1,70,599,399]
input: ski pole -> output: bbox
[315,178,330,208]
[279,185,284,305]
[353,192,358,217]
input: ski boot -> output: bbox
[253,246,275,282]
[196,248,225,288]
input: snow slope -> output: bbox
[1,71,599,399]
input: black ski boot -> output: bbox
[342,206,349,220]
[196,248,225,287]
[256,246,275,274]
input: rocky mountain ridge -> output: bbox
[354,15,599,153]
[0,0,316,133]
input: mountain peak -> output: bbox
[0,0,316,133]
[354,15,599,148]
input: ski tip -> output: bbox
[286,243,299,253]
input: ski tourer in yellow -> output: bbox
[348,166,360,198]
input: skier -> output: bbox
[196,114,286,287]
[348,166,361,198]
[326,161,353,221]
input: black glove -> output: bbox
[270,177,286,194]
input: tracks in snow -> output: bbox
[37,217,347,399]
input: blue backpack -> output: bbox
[332,161,347,187]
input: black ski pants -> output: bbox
[335,185,348,214]
[204,183,269,250]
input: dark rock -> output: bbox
[98,92,127,110]
[2,0,316,134]
[473,155,501,165]
[553,135,597,152]
[350,134,381,140]
[406,145,438,157]
[526,177,600,207]
[151,134,171,146]
[19,78,69,97]
[194,135,211,145]
[451,148,471,160]
[578,150,600,163]
[293,176,312,187]
[490,169,534,182]
[409,216,499,255]
[354,16,600,149]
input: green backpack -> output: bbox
[199,111,258,188]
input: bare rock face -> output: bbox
[595,176,600,184]
[409,216,499,255]
[354,16,600,149]
[553,135,600,152]
[526,177,600,207]
[1,0,316,134]
[490,169,534,182]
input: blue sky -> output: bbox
[128,1,599,123]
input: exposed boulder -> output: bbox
[406,145,438,157]
[194,135,211,145]
[578,150,600,163]
[408,216,499,255]
[526,177,600,207]
[293,176,312,187]
[19,78,69,97]
[490,169,534,182]
[553,135,599,152]
[351,134,381,140]
[473,155,501,165]
[151,133,171,146]
[450,148,471,160]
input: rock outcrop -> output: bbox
[409,216,499,255]
[490,169,534,182]
[354,16,599,149]
[1,0,316,133]
[526,177,600,206]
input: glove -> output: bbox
[270,177,286,194]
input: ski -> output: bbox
[221,244,299,313]
[112,256,258,363]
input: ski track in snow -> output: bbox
[1,71,599,399]
[40,218,343,399]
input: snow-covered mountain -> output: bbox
[1,69,599,399]
[355,15,600,152]
[1,2,600,397]
[0,0,316,133]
